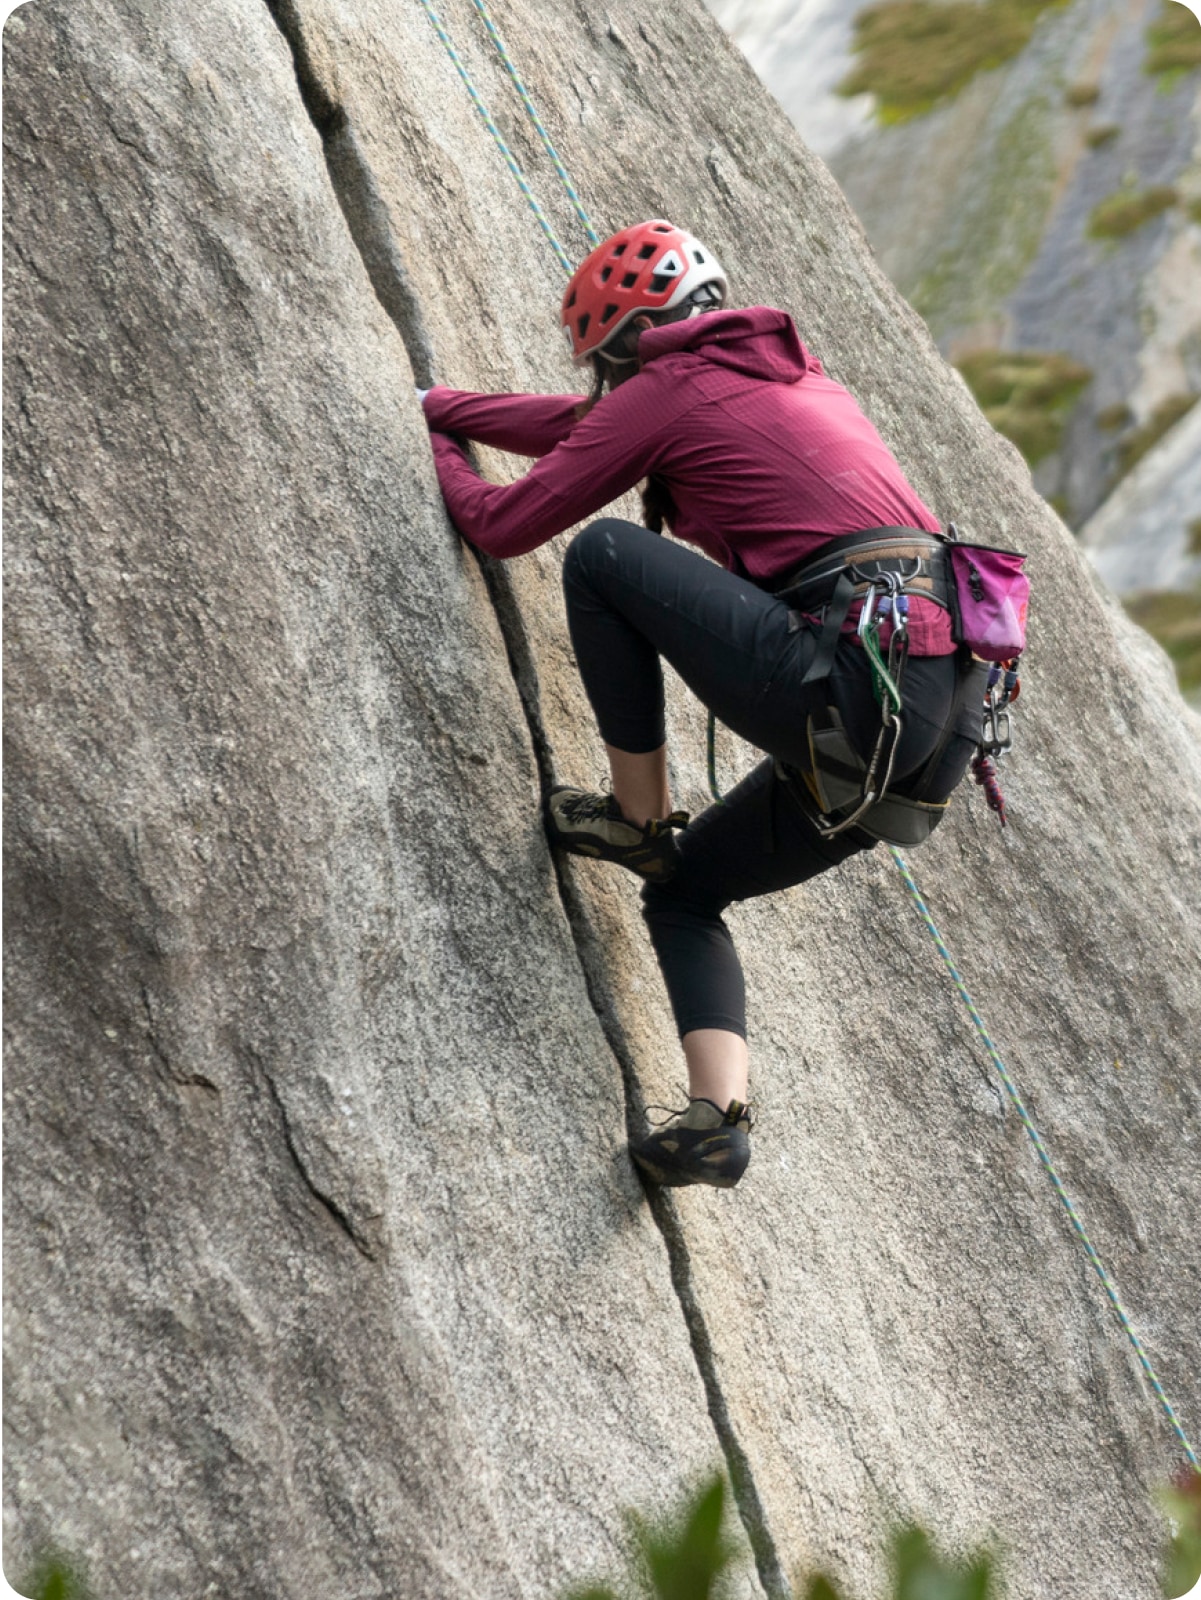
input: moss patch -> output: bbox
[1188,197,1201,225]
[1097,402,1133,431]
[1087,184,1178,238]
[956,348,1091,465]
[838,0,1071,123]
[1187,517,1201,558]
[1145,2,1201,85]
[1124,587,1201,697]
[1085,123,1120,148]
[1118,392,1197,475]
[909,91,1056,333]
[1065,81,1100,107]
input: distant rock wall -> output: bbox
[4,3,1200,1599]
[707,0,1201,537]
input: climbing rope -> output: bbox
[416,0,578,273]
[417,0,1197,1471]
[889,846,1198,1470]
[467,0,601,248]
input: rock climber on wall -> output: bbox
[420,220,1003,1190]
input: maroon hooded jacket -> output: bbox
[424,307,954,654]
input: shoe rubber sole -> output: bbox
[630,1129,751,1189]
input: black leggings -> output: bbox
[563,519,979,1041]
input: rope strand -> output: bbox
[888,845,1198,1470]
[468,0,601,247]
[417,0,575,273]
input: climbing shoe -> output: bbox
[630,1098,752,1189]
[545,786,688,883]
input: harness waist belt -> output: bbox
[770,527,952,614]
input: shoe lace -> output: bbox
[644,1100,691,1127]
[559,790,617,824]
[643,1094,754,1129]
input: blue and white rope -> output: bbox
[416,0,576,273]
[889,845,1197,1470]
[468,0,601,248]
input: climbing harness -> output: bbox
[417,0,1196,1470]
[766,526,981,846]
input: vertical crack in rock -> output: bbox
[255,1057,381,1261]
[262,5,789,1588]
[263,0,436,386]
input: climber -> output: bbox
[420,219,988,1191]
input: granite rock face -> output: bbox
[4,3,1200,1599]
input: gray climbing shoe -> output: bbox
[546,786,688,883]
[630,1097,752,1189]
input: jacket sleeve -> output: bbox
[423,387,580,457]
[428,384,674,559]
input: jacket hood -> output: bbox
[637,306,813,383]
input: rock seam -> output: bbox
[261,2,791,1591]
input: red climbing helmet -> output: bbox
[561,220,727,363]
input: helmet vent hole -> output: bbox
[600,303,619,324]
[653,223,671,232]
[693,250,704,264]
[637,243,656,260]
[649,273,672,293]
[622,271,638,288]
[566,289,577,308]
[600,265,612,282]
[612,242,627,256]
[576,312,590,339]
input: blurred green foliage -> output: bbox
[804,1526,996,1600]
[1096,402,1134,432]
[1145,2,1201,85]
[12,1556,92,1600]
[564,1473,737,1600]
[562,1474,1001,1600]
[1087,184,1179,239]
[838,0,1070,123]
[1158,1467,1201,1597]
[1125,588,1201,700]
[955,348,1092,466]
[1117,393,1197,476]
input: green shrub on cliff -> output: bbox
[1117,393,1198,476]
[1088,184,1179,239]
[838,0,1070,123]
[955,348,1092,466]
[1126,589,1201,701]
[1145,2,1201,86]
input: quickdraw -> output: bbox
[972,659,1021,828]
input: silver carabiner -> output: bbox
[982,689,1013,756]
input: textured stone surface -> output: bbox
[4,1,1200,1598]
[2,4,755,1597]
